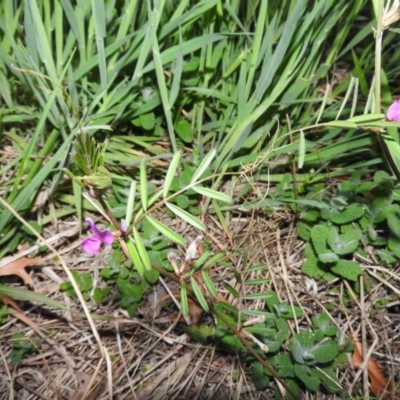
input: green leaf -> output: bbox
[330,204,364,224]
[166,202,206,230]
[273,303,303,319]
[224,282,239,298]
[145,216,185,245]
[93,288,110,303]
[244,292,275,300]
[139,112,156,130]
[347,113,384,123]
[180,284,189,317]
[312,312,338,336]
[175,119,194,143]
[21,221,42,236]
[313,366,341,393]
[298,130,305,169]
[191,276,209,312]
[252,362,270,390]
[140,161,148,211]
[331,260,362,281]
[184,324,214,344]
[163,151,181,198]
[192,185,232,203]
[327,228,361,255]
[190,149,216,183]
[126,238,144,274]
[387,213,400,238]
[310,224,331,255]
[144,268,160,284]
[132,227,151,271]
[201,270,218,298]
[313,340,338,364]
[325,120,357,129]
[294,364,320,391]
[318,252,339,263]
[125,180,136,227]
[291,331,317,365]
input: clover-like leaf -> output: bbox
[387,213,400,238]
[327,228,361,255]
[310,224,331,255]
[312,312,338,337]
[313,339,338,363]
[331,260,362,281]
[290,331,336,366]
[273,303,303,319]
[330,203,364,224]
[318,252,339,263]
[252,362,270,390]
[294,364,320,391]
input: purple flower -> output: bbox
[387,100,400,121]
[82,218,113,254]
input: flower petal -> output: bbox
[120,218,128,233]
[85,217,113,245]
[387,100,400,121]
[98,229,113,245]
[82,236,102,254]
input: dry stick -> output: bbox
[0,197,113,400]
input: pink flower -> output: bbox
[387,100,400,121]
[82,218,113,254]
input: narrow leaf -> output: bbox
[166,202,206,231]
[201,271,218,298]
[127,238,144,274]
[180,284,189,317]
[163,151,181,198]
[298,130,305,169]
[192,186,231,203]
[132,227,151,271]
[125,180,136,227]
[140,161,148,211]
[191,277,209,312]
[145,216,185,245]
[190,149,216,183]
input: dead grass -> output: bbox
[0,194,400,399]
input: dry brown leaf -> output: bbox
[0,255,43,287]
[352,334,400,399]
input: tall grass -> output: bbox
[0,0,385,255]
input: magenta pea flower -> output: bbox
[386,100,400,121]
[82,218,113,254]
